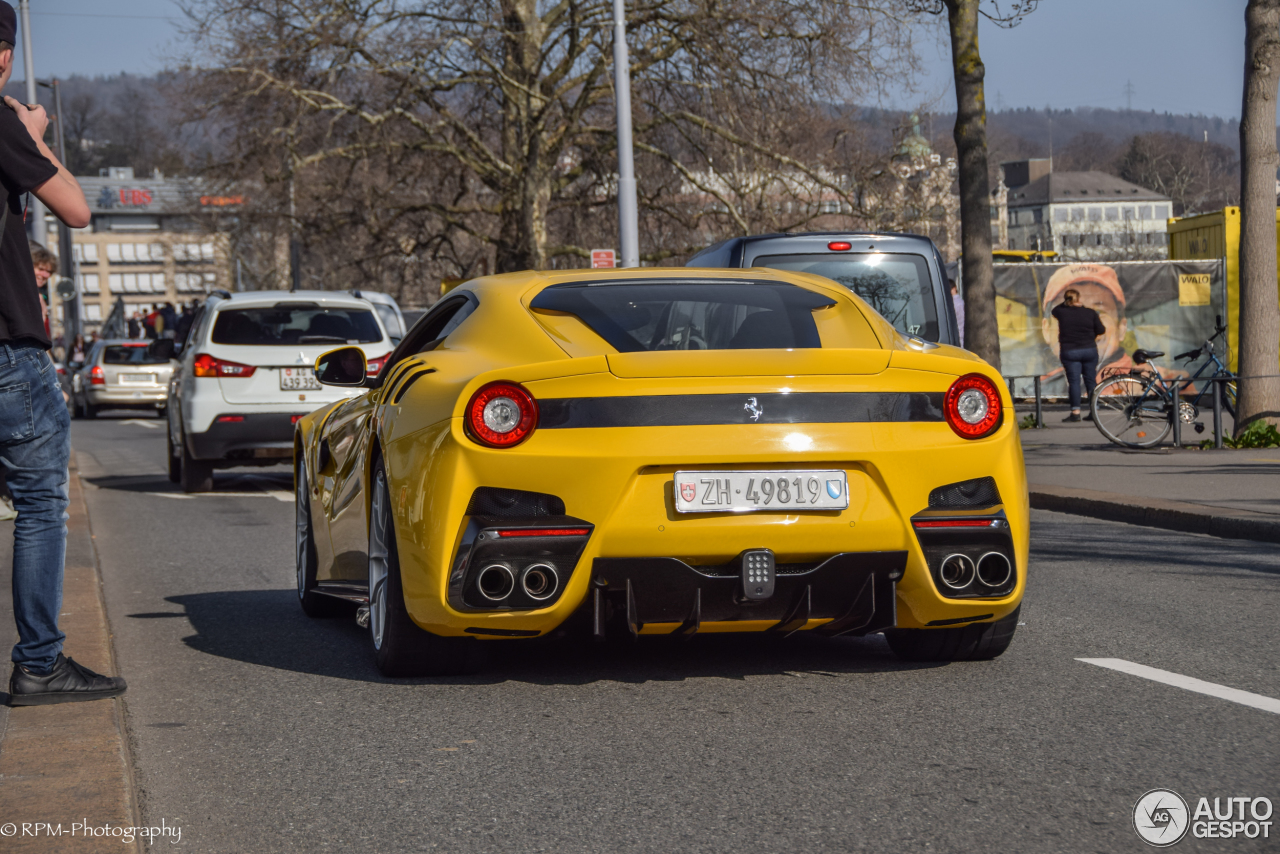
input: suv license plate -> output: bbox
[673,470,849,513]
[279,368,323,391]
[120,373,154,384]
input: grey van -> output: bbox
[686,232,961,347]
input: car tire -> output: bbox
[71,397,84,419]
[179,432,213,493]
[296,463,347,618]
[884,606,1020,662]
[166,430,182,484]
[368,461,482,677]
[83,403,97,419]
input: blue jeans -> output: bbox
[0,344,70,673]
[1060,346,1099,410]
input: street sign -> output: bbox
[56,277,76,301]
[590,249,616,269]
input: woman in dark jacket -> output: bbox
[1052,288,1106,422]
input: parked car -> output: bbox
[70,339,177,419]
[295,267,1025,676]
[686,232,961,346]
[355,290,407,344]
[167,290,395,492]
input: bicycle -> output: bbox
[1090,316,1238,449]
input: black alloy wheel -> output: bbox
[178,430,213,493]
[368,460,481,677]
[884,606,1020,662]
[296,463,346,618]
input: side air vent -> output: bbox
[466,487,566,518]
[928,477,1000,509]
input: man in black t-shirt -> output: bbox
[1050,288,1106,422]
[0,2,127,706]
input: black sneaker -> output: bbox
[1083,412,1094,421]
[8,654,127,706]
[1062,413,1082,423]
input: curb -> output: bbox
[1029,484,1280,544]
[0,452,142,853]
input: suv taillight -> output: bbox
[193,353,257,378]
[366,353,390,377]
[89,365,105,385]
[465,381,538,448]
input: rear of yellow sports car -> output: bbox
[381,269,1027,659]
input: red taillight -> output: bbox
[216,415,245,423]
[913,519,999,528]
[827,241,852,251]
[89,365,105,385]
[465,381,538,448]
[193,353,257,378]
[496,528,591,538]
[291,415,303,424]
[944,373,1002,439]
[365,353,390,378]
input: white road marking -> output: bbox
[120,419,162,429]
[1078,658,1280,715]
[264,490,294,503]
[145,492,193,500]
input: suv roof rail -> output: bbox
[210,289,232,300]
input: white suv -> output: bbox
[167,290,394,492]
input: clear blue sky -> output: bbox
[9,0,1252,120]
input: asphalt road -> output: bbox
[6,414,1279,852]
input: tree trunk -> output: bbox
[495,0,550,273]
[1237,0,1280,431]
[945,0,1000,369]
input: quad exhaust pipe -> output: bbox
[976,552,1012,588]
[477,564,516,601]
[521,563,559,601]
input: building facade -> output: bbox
[42,167,234,337]
[1003,159,1171,260]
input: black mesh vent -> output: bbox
[466,487,565,518]
[928,477,1001,509]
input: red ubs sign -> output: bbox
[119,189,153,206]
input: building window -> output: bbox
[79,273,100,294]
[174,243,216,263]
[175,272,216,293]
[1155,205,1170,219]
[1033,208,1043,224]
[1123,207,1135,220]
[1105,207,1119,221]
[1054,208,1068,223]
[83,303,102,322]
[1088,207,1102,222]
[1071,207,1085,222]
[72,244,100,263]
[1139,205,1152,220]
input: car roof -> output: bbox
[210,290,375,310]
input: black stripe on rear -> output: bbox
[538,392,943,428]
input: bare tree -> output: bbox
[177,0,916,297]
[1117,132,1238,216]
[1237,0,1280,430]
[906,0,1037,368]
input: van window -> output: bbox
[752,253,940,341]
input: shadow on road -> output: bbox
[155,589,946,686]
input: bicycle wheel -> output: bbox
[1222,378,1238,419]
[1091,375,1171,448]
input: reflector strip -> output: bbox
[217,415,245,423]
[912,519,997,528]
[495,528,590,538]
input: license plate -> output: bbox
[120,373,154,384]
[279,368,323,391]
[673,470,849,513]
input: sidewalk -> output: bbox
[1018,404,1280,542]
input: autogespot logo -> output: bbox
[1134,789,1191,847]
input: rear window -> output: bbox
[752,253,940,341]
[211,305,383,346]
[102,344,169,365]
[529,280,835,352]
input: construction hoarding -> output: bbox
[991,259,1226,398]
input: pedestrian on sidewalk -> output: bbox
[0,3,126,705]
[1052,287,1106,422]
